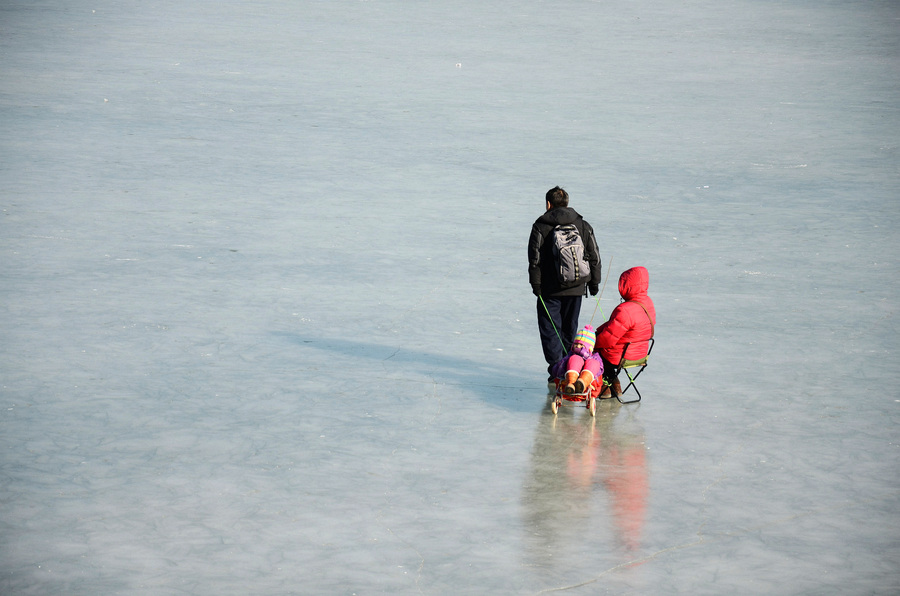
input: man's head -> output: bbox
[545,186,569,210]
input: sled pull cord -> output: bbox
[589,255,613,327]
[539,295,567,351]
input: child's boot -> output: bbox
[574,370,594,394]
[563,371,578,394]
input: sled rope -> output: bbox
[539,295,567,351]
[589,255,612,327]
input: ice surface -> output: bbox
[1,0,898,594]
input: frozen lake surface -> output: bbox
[1,0,898,593]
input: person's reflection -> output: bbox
[521,399,648,569]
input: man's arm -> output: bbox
[582,221,602,294]
[527,225,544,295]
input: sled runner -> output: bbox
[550,377,602,417]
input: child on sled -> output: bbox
[550,325,605,395]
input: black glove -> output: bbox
[589,285,599,296]
[532,285,541,297]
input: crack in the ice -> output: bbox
[424,377,442,429]
[534,537,707,593]
[372,508,426,593]
[534,493,891,594]
[383,523,426,594]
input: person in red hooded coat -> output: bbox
[593,266,656,397]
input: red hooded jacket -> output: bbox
[594,267,656,364]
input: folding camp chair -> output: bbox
[612,338,654,404]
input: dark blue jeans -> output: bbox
[536,295,583,372]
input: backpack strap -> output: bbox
[627,301,654,339]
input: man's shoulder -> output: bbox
[579,216,596,235]
[531,213,554,231]
[534,207,581,227]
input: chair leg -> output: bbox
[616,367,644,404]
[616,384,641,403]
[613,340,652,404]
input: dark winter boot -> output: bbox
[599,378,613,398]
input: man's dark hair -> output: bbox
[546,186,569,208]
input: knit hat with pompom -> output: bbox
[573,325,596,351]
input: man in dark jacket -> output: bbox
[528,186,602,381]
